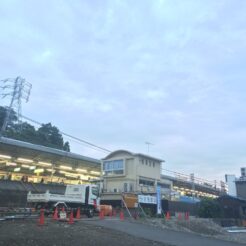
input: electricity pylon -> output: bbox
[0,76,32,136]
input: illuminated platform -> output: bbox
[0,137,101,184]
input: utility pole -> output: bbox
[0,76,32,136]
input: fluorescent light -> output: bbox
[46,169,55,173]
[17,158,33,163]
[59,170,66,174]
[29,166,36,170]
[90,171,101,175]
[60,165,72,170]
[6,162,17,166]
[21,164,29,168]
[34,168,44,173]
[14,167,21,172]
[38,161,52,166]
[65,173,79,178]
[76,168,87,173]
[0,154,11,159]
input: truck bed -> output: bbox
[27,191,84,204]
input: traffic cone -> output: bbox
[68,211,74,224]
[120,211,124,221]
[76,208,81,219]
[99,210,104,220]
[178,212,182,220]
[109,209,112,218]
[185,212,189,220]
[53,207,58,220]
[38,209,45,226]
[166,211,170,220]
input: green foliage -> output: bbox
[0,106,70,152]
[198,198,222,218]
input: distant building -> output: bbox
[225,174,237,196]
[227,167,246,200]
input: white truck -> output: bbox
[27,184,100,217]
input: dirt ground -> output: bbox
[136,217,246,244]
[0,218,170,246]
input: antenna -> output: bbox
[0,76,32,135]
[145,141,154,154]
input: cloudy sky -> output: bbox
[1,0,246,182]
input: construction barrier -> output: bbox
[99,205,112,216]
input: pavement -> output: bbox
[83,219,245,246]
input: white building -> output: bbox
[101,150,172,195]
[225,174,237,196]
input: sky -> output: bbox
[0,0,246,182]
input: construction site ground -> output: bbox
[1,216,246,246]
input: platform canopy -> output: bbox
[0,137,101,182]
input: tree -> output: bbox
[0,106,17,134]
[63,141,70,152]
[0,107,71,151]
[37,123,64,149]
[198,198,222,218]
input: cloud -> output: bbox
[0,0,246,181]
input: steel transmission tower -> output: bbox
[0,76,32,136]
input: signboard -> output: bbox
[60,211,67,220]
[138,195,156,204]
[156,185,161,215]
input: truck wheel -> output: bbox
[87,209,94,218]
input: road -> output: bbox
[84,219,245,246]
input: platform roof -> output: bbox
[0,137,101,173]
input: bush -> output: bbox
[198,198,222,218]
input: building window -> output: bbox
[139,178,154,187]
[124,183,128,192]
[103,159,124,176]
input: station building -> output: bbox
[101,150,222,203]
[101,150,171,194]
[0,137,101,184]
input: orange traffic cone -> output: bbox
[68,211,74,224]
[178,212,182,220]
[120,211,124,221]
[76,208,81,219]
[99,210,104,220]
[53,207,58,220]
[38,209,45,226]
[185,212,189,220]
[166,211,170,220]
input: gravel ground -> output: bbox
[135,217,246,244]
[0,218,171,246]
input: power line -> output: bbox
[20,114,111,154]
